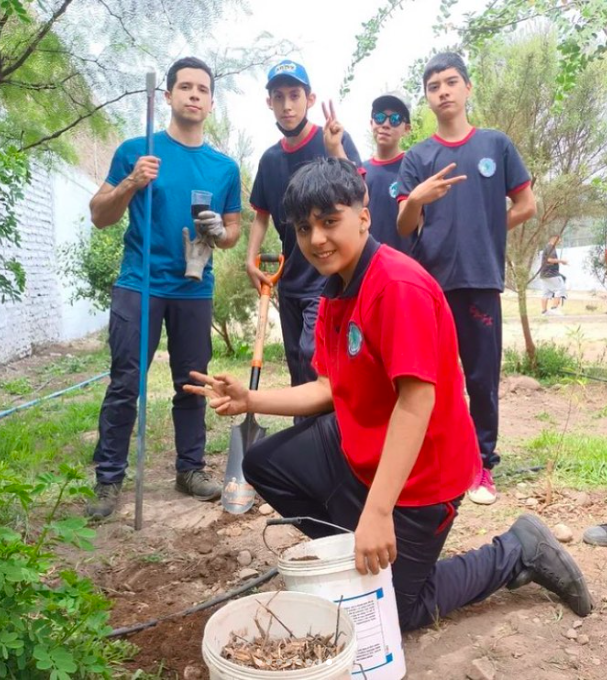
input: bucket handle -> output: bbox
[353,662,369,679]
[263,516,353,557]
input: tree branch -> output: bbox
[1,0,75,79]
[20,86,146,152]
[3,73,79,90]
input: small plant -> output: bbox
[0,377,32,396]
[0,464,133,679]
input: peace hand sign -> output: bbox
[322,99,344,156]
[408,163,467,206]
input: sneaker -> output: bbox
[175,469,221,501]
[549,307,563,316]
[468,468,497,505]
[583,524,607,547]
[85,482,122,520]
[509,514,593,616]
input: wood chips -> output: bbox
[220,596,345,671]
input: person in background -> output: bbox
[540,234,567,315]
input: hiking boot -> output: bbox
[583,524,607,547]
[468,468,497,505]
[175,469,221,501]
[85,482,122,520]
[509,514,593,616]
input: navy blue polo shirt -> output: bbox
[397,128,530,292]
[362,153,411,253]
[250,125,362,297]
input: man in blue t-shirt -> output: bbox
[363,91,412,252]
[87,57,242,519]
[247,60,362,389]
[397,53,536,506]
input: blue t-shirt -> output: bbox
[397,128,530,292]
[362,153,412,253]
[250,125,362,297]
[107,131,241,299]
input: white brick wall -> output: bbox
[0,163,108,365]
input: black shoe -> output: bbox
[509,514,593,616]
[583,524,607,547]
[85,482,122,520]
[175,469,221,501]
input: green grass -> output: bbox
[0,390,105,474]
[0,377,33,395]
[522,430,607,488]
[0,338,289,481]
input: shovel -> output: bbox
[221,253,284,514]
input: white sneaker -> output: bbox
[549,307,564,316]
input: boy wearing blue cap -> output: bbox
[247,60,362,390]
[363,91,412,252]
[397,53,537,506]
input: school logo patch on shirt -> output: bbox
[389,181,399,198]
[478,157,496,178]
[347,322,363,356]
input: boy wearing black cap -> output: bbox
[363,92,412,251]
[397,53,537,506]
[247,60,362,390]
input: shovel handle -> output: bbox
[255,253,284,294]
[250,254,284,378]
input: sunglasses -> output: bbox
[372,111,406,127]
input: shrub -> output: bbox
[503,342,578,381]
[0,464,132,679]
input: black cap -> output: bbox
[371,91,411,123]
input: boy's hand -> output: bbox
[126,156,159,189]
[408,163,467,206]
[354,506,397,576]
[322,100,344,155]
[246,259,272,294]
[184,372,250,415]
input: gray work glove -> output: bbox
[194,210,227,247]
[183,227,213,281]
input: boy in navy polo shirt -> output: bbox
[86,58,242,519]
[247,60,362,389]
[186,158,591,630]
[363,91,412,252]
[397,53,537,505]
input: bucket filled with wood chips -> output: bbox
[202,590,357,679]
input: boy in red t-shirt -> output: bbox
[185,158,591,628]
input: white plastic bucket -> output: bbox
[202,590,357,679]
[278,534,406,679]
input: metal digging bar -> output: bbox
[134,71,156,532]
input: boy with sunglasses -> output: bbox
[186,158,591,633]
[397,53,536,506]
[363,92,412,251]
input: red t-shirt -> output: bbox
[312,239,481,506]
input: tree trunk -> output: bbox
[515,273,536,368]
[211,319,235,356]
[221,320,235,356]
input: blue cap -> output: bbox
[266,60,310,90]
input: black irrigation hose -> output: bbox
[493,465,545,478]
[560,368,607,384]
[106,567,278,638]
